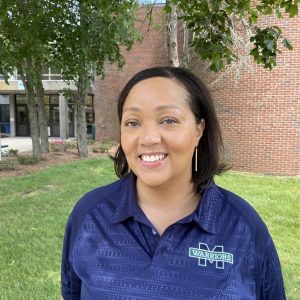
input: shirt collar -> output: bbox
[190,181,224,235]
[112,173,140,224]
[112,174,223,235]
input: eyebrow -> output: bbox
[123,105,182,113]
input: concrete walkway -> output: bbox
[0,137,33,153]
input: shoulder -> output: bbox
[66,175,131,237]
[218,185,268,230]
[73,178,123,214]
[213,184,285,298]
[213,184,271,248]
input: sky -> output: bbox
[139,0,166,4]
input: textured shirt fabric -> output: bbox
[61,174,286,300]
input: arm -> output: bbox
[258,238,286,300]
[61,216,81,299]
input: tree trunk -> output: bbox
[35,61,49,153]
[20,61,42,159]
[182,23,191,68]
[75,3,89,158]
[167,2,179,67]
[75,81,88,158]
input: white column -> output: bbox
[9,94,16,137]
[74,97,78,138]
[59,94,69,139]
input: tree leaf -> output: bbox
[286,4,299,17]
[266,40,275,51]
[283,38,293,50]
[164,3,172,14]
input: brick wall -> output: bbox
[95,7,169,142]
[95,8,299,176]
[194,14,300,176]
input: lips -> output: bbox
[140,154,166,162]
[138,153,167,168]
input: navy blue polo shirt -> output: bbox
[61,174,286,299]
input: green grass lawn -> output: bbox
[0,158,299,299]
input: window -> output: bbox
[42,68,62,80]
[85,95,94,124]
[0,105,9,123]
[16,95,27,104]
[44,94,60,125]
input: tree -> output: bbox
[182,21,191,68]
[164,0,298,71]
[52,0,140,157]
[0,0,67,158]
[0,0,140,158]
[166,1,180,67]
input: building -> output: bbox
[95,6,169,142]
[95,8,299,176]
[198,14,300,176]
[0,68,95,139]
[1,5,298,176]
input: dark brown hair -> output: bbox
[112,66,227,192]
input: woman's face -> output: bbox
[121,77,205,190]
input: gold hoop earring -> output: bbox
[194,147,198,172]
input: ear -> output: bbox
[195,119,205,145]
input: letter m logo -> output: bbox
[189,242,233,270]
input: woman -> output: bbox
[61,67,286,299]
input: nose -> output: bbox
[139,123,161,146]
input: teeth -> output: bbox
[141,154,165,162]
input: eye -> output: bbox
[124,120,139,127]
[161,117,178,125]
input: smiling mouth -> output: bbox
[139,154,167,163]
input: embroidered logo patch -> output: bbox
[189,243,234,269]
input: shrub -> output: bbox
[92,145,102,153]
[64,140,77,149]
[49,139,65,152]
[87,139,96,145]
[92,140,116,153]
[8,149,19,157]
[0,159,19,171]
[17,155,40,165]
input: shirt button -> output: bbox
[152,229,157,235]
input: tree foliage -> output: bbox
[165,0,299,71]
[0,0,65,82]
[0,0,140,157]
[0,0,65,157]
[53,0,140,83]
[51,0,140,157]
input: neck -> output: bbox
[137,178,196,208]
[136,177,200,235]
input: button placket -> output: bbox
[153,227,175,257]
[151,228,157,235]
[154,241,166,257]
